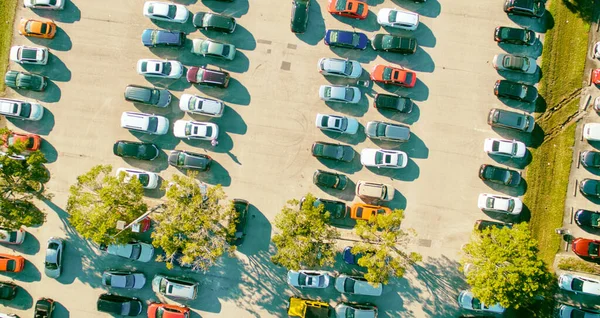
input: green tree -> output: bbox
[461,223,554,309]
[352,209,421,285]
[151,172,237,272]
[271,193,340,269]
[67,165,147,245]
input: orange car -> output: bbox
[350,203,392,220]
[18,18,57,39]
[370,64,417,88]
[147,303,190,318]
[328,0,369,20]
[0,253,25,273]
[3,132,42,151]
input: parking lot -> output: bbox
[0,0,550,316]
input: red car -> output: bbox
[2,132,42,151]
[592,68,600,85]
[328,0,368,19]
[370,64,417,88]
[147,303,190,318]
[572,237,600,259]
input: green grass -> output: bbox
[0,0,17,95]
[558,257,600,275]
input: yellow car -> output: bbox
[18,18,56,39]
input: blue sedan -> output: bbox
[324,29,368,50]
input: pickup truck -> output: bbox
[288,297,330,318]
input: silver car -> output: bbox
[191,39,236,60]
[287,270,331,289]
[315,113,359,134]
[492,54,537,74]
[334,274,383,296]
[44,237,64,278]
[319,85,361,104]
[102,270,146,289]
[317,57,362,79]
[106,242,154,263]
[365,121,410,142]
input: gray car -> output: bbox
[44,237,64,278]
[102,270,146,289]
[124,85,171,108]
[365,121,410,142]
[487,108,535,133]
[106,242,154,263]
[168,150,212,171]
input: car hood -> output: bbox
[173,120,188,138]
[9,47,20,62]
[28,103,44,121]
[155,116,169,135]
[584,123,600,141]
[345,118,359,134]
[377,8,392,23]
[581,179,600,196]
[582,151,600,167]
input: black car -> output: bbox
[580,178,600,197]
[97,293,143,316]
[300,197,347,219]
[313,169,348,190]
[374,93,413,113]
[35,298,54,318]
[371,34,417,54]
[494,26,536,45]
[581,151,600,168]
[311,142,355,162]
[193,12,236,33]
[291,0,310,34]
[168,150,212,171]
[4,70,47,91]
[124,85,171,107]
[493,80,538,102]
[478,164,522,187]
[0,281,17,300]
[574,209,600,228]
[487,108,535,133]
[113,140,160,161]
[141,29,185,47]
[503,0,545,18]
[228,199,249,246]
[474,220,513,231]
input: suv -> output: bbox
[288,297,330,318]
[494,26,536,46]
[186,66,230,88]
[355,181,394,201]
[193,12,236,33]
[374,93,413,113]
[152,275,199,300]
[97,293,143,316]
[120,111,169,135]
[503,0,545,18]
[113,140,160,161]
[124,85,171,107]
[0,98,44,121]
[487,108,535,133]
[168,150,212,171]
[371,34,417,54]
[291,0,310,33]
[4,70,47,91]
[313,169,348,190]
[365,121,410,142]
[141,29,185,47]
[9,45,48,65]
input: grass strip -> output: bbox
[557,257,600,275]
[0,0,18,95]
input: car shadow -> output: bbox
[481,178,527,197]
[498,97,536,113]
[392,0,442,18]
[388,189,407,210]
[400,132,428,159]
[324,99,369,117]
[195,78,251,106]
[296,0,327,45]
[375,79,429,102]
[27,28,72,52]
[331,12,381,32]
[534,94,547,113]
[508,12,555,34]
[122,151,170,173]
[320,178,357,202]
[8,108,55,136]
[379,46,435,73]
[200,24,257,51]
[4,231,40,255]
[13,80,61,103]
[497,68,541,85]
[3,285,33,310]
[193,50,250,74]
[329,45,379,63]
[498,40,543,58]
[144,74,191,92]
[481,208,524,223]
[317,151,363,174]
[213,106,247,135]
[151,17,197,34]
[31,1,81,23]
[147,45,185,60]
[383,22,436,48]
[199,160,232,187]
[26,54,71,82]
[1,260,41,283]
[489,151,532,169]
[365,157,419,182]
[491,125,543,149]
[376,102,420,125]
[321,125,367,145]
[204,0,249,17]
[53,301,70,318]
[236,203,271,256]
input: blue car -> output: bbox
[324,29,368,50]
[141,29,186,47]
[342,246,364,265]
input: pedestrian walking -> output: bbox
[211,139,218,147]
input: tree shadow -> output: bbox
[400,132,428,159]
[295,0,326,45]
[200,24,256,51]
[202,0,249,18]
[1,260,41,283]
[533,94,547,113]
[31,1,81,23]
[28,28,72,51]
[7,108,55,136]
[508,11,555,33]
[331,11,381,32]
[562,0,595,23]
[498,39,543,58]
[393,0,442,18]
[365,158,420,182]
[3,285,33,310]
[329,45,379,63]
[4,230,40,255]
[324,98,369,117]
[379,46,435,73]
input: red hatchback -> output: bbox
[572,237,600,259]
[328,0,368,20]
[148,303,190,318]
[592,68,600,86]
[3,132,42,151]
[370,64,417,88]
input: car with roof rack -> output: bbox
[0,98,44,121]
[141,29,186,47]
[9,45,48,65]
[193,12,236,33]
[120,111,169,135]
[186,66,230,87]
[4,71,47,91]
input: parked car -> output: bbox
[371,34,417,54]
[583,123,600,141]
[137,59,183,79]
[595,41,600,59]
[374,93,413,113]
[24,0,65,9]
[572,237,600,259]
[342,246,365,265]
[319,85,361,103]
[356,181,394,202]
[228,199,249,246]
[97,293,143,316]
[116,168,159,189]
[581,150,600,168]
[9,45,48,65]
[300,197,347,219]
[366,121,410,142]
[350,203,392,221]
[575,209,600,228]
[0,254,25,273]
[186,66,230,87]
[335,274,383,296]
[287,270,331,288]
[291,0,310,33]
[44,237,64,278]
[191,39,236,60]
[106,242,154,262]
[558,305,600,318]
[192,12,236,33]
[559,273,600,296]
[377,8,419,30]
[458,290,505,314]
[311,141,354,162]
[147,303,190,318]
[593,69,600,86]
[328,0,368,19]
[315,113,359,134]
[102,271,146,289]
[168,150,212,171]
[361,148,408,169]
[483,138,526,158]
[494,26,536,45]
[371,64,417,88]
[335,303,377,318]
[503,0,545,18]
[313,169,348,190]
[34,298,54,318]
[474,220,512,231]
[478,164,522,187]
[143,1,189,23]
[0,228,25,245]
[492,54,537,74]
[477,193,523,215]
[324,29,368,50]
[141,29,185,47]
[113,141,159,161]
[124,85,171,107]
[494,80,538,102]
[4,70,47,91]
[0,98,44,121]
[0,282,17,300]
[3,132,41,151]
[120,111,169,135]
[317,57,362,78]
[152,275,198,300]
[487,108,535,133]
[179,94,224,117]
[18,18,56,39]
[579,178,600,197]
[173,120,219,141]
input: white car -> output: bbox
[559,273,600,296]
[191,39,236,60]
[0,98,44,121]
[483,138,526,158]
[0,228,25,245]
[317,58,362,79]
[143,1,189,23]
[315,114,359,134]
[558,305,600,318]
[137,59,183,79]
[477,193,523,215]
[152,275,198,300]
[360,148,408,169]
[492,54,537,74]
[9,46,48,65]
[120,111,169,135]
[595,96,600,112]
[106,242,155,262]
[173,120,219,140]
[335,303,377,318]
[334,274,383,296]
[287,270,331,289]
[24,0,64,10]
[594,41,600,59]
[377,8,419,31]
[102,271,146,289]
[116,168,159,190]
[179,94,224,117]
[583,123,600,141]
[458,290,505,314]
[319,85,361,104]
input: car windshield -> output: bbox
[375,151,384,164]
[161,62,172,75]
[507,199,515,212]
[205,126,213,137]
[330,31,339,42]
[404,72,413,84]
[150,89,161,105]
[571,278,585,292]
[39,23,48,34]
[140,62,148,72]
[335,0,346,10]
[344,62,353,75]
[351,34,361,46]
[323,87,332,98]
[221,45,230,57]
[344,278,355,292]
[383,68,392,81]
[388,10,397,21]
[148,116,158,133]
[185,123,192,135]
[340,118,348,131]
[188,96,198,110]
[356,3,365,14]
[150,30,158,44]
[471,297,482,309]
[177,153,186,166]
[512,143,519,155]
[376,123,386,137]
[167,5,177,19]
[344,88,354,101]
[5,260,15,272]
[125,275,135,288]
[19,103,31,118]
[345,308,356,318]
[8,232,17,243]
[159,277,167,293]
[485,197,495,209]
[45,261,57,270]
[519,85,528,98]
[131,244,142,259]
[121,302,131,316]
[136,145,148,156]
[589,242,599,256]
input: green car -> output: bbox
[370,34,417,55]
[311,141,355,162]
[192,12,236,33]
[313,169,348,190]
[291,0,310,34]
[4,70,47,91]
